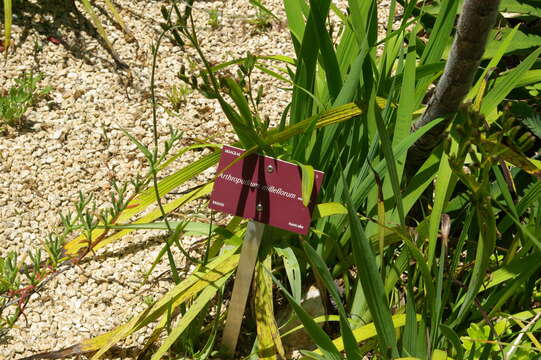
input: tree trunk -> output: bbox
[405,0,501,174]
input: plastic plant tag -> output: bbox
[209,145,324,235]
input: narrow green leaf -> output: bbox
[97,221,215,233]
[427,145,455,269]
[492,165,519,224]
[338,162,399,358]
[390,62,445,92]
[503,69,541,89]
[456,194,497,323]
[79,0,114,50]
[453,251,540,305]
[416,0,459,107]
[254,255,286,360]
[274,246,302,302]
[314,202,348,218]
[481,47,541,120]
[224,78,253,127]
[150,277,228,360]
[326,118,445,240]
[440,324,464,360]
[400,145,442,215]
[4,0,12,52]
[298,162,315,207]
[103,0,129,34]
[371,89,405,226]
[403,272,418,357]
[430,234,447,351]
[269,270,343,360]
[281,315,340,337]
[302,240,362,360]
[499,180,541,234]
[313,314,419,355]
[264,103,362,145]
[121,129,153,162]
[486,255,541,317]
[307,0,342,98]
[483,28,541,60]
[158,143,221,172]
[467,25,520,102]
[283,0,309,44]
[420,0,458,65]
[394,27,418,181]
[288,0,330,128]
[500,210,541,252]
[218,99,260,148]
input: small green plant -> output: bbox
[525,82,541,97]
[247,0,277,32]
[207,9,221,30]
[0,167,154,342]
[143,295,155,307]
[0,71,52,129]
[247,8,273,31]
[167,84,192,111]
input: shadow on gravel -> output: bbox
[82,234,167,264]
[5,0,130,69]
[20,343,157,360]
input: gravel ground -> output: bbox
[0,1,391,358]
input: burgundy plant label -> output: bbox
[209,145,324,235]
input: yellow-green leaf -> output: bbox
[481,139,541,178]
[314,202,348,219]
[150,277,228,360]
[80,0,114,50]
[432,349,451,360]
[298,163,315,207]
[313,314,420,354]
[254,254,285,360]
[80,251,240,355]
[4,0,12,52]
[64,183,213,255]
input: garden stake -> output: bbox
[220,220,265,357]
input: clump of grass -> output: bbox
[207,9,221,30]
[247,8,273,31]
[167,83,192,111]
[0,71,52,130]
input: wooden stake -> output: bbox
[220,221,265,357]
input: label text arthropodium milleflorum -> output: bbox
[218,173,296,199]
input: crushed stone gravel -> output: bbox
[0,0,392,358]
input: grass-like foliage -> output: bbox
[0,71,51,129]
[3,0,541,359]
